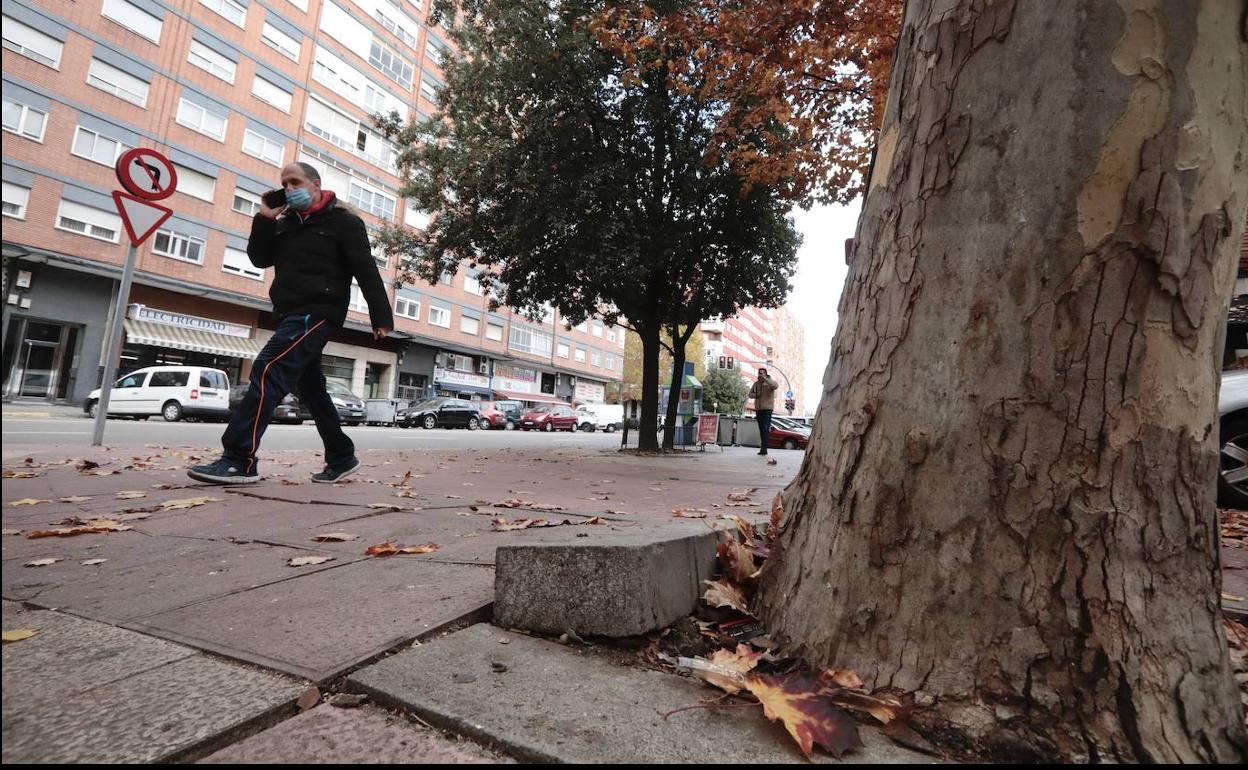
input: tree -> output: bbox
[621,327,706,404]
[759,1,1248,761]
[701,366,748,414]
[375,0,799,451]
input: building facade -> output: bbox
[1,0,624,407]
[700,304,808,415]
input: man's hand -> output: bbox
[258,202,285,220]
[373,326,392,340]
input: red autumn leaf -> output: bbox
[365,541,400,557]
[818,668,863,690]
[823,688,909,725]
[398,543,439,554]
[767,493,783,542]
[689,644,766,694]
[702,579,750,614]
[745,671,862,758]
[717,538,758,584]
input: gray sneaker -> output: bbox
[187,459,259,484]
[311,457,361,483]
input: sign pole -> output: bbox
[92,243,138,447]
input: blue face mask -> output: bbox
[286,187,314,210]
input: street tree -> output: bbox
[759,0,1248,762]
[701,366,748,415]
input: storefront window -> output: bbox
[322,354,354,389]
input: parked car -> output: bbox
[398,397,482,430]
[228,385,311,425]
[478,400,523,430]
[574,407,600,432]
[771,416,812,434]
[520,404,578,432]
[576,403,624,432]
[326,380,365,426]
[766,420,810,451]
[1219,369,1248,507]
[84,366,230,422]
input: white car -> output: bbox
[84,365,231,422]
[574,407,600,432]
[576,402,624,432]
[1219,369,1248,507]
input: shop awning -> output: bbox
[123,320,264,359]
[493,388,568,405]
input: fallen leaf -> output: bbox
[2,529,23,536]
[75,459,100,470]
[329,693,367,708]
[160,496,221,510]
[312,533,359,542]
[768,493,784,541]
[59,496,93,503]
[767,457,778,466]
[703,579,750,614]
[689,644,766,694]
[398,543,439,554]
[81,558,108,566]
[81,469,121,476]
[718,538,758,585]
[2,470,40,478]
[280,479,302,486]
[2,629,38,643]
[824,688,907,725]
[115,491,148,500]
[288,555,335,567]
[745,671,863,758]
[366,541,400,557]
[395,489,419,498]
[819,668,863,690]
[27,519,132,538]
[297,687,321,712]
[673,508,708,518]
[9,498,51,507]
[25,558,60,567]
[728,492,754,502]
[397,469,413,486]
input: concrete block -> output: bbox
[493,525,718,637]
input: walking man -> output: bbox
[189,163,393,484]
[749,368,779,456]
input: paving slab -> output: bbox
[494,524,719,636]
[130,558,495,681]
[2,608,306,764]
[197,703,512,764]
[350,623,935,764]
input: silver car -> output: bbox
[1218,370,1248,507]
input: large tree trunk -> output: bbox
[759,0,1247,762]
[663,340,687,450]
[638,322,662,451]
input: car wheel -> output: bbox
[580,422,595,432]
[505,420,516,431]
[544,422,554,433]
[162,401,183,422]
[605,425,616,433]
[423,415,437,430]
[468,417,480,430]
[783,438,798,451]
[87,400,99,418]
[1219,414,1248,508]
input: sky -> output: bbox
[786,200,863,415]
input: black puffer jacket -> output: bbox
[247,192,394,330]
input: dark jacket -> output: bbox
[247,192,394,330]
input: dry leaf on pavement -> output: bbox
[2,629,38,644]
[745,671,863,758]
[703,579,750,614]
[2,470,40,478]
[288,555,335,567]
[9,498,51,507]
[160,496,221,510]
[819,668,863,690]
[115,491,148,499]
[312,533,359,542]
[688,644,767,694]
[366,541,400,556]
[823,688,907,725]
[398,543,439,554]
[24,558,60,567]
[81,469,121,476]
[717,538,759,585]
[59,496,92,503]
[81,558,108,566]
[673,508,708,518]
[27,519,132,538]
[2,529,24,536]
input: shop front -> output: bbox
[574,378,607,404]
[491,362,566,406]
[118,304,263,387]
[434,365,492,401]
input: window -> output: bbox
[321,354,354,387]
[251,76,292,112]
[200,371,228,389]
[509,326,552,356]
[449,354,473,371]
[541,304,556,324]
[374,3,418,47]
[606,354,615,370]
[149,371,189,387]
[242,129,283,165]
[348,182,396,219]
[101,0,162,43]
[438,269,454,285]
[2,99,47,141]
[117,373,146,389]
[463,273,483,295]
[592,322,603,337]
[370,242,388,268]
[405,203,431,229]
[575,348,586,363]
[486,321,503,341]
[576,321,588,333]
[55,200,121,242]
[87,58,149,107]
[395,296,420,320]
[607,327,617,343]
[152,229,206,264]
[348,281,368,312]
[557,343,569,359]
[287,0,308,10]
[199,0,246,27]
[428,305,450,328]
[188,40,236,83]
[591,351,601,367]
[72,126,130,166]
[261,22,299,61]
[232,188,260,216]
[419,78,437,102]
[222,247,262,280]
[2,16,63,68]
[305,98,359,151]
[177,98,227,140]
[369,38,413,88]
[2,183,31,219]
[173,165,216,201]
[461,316,480,335]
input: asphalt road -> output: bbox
[1,416,630,452]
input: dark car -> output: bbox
[229,385,311,425]
[520,404,578,432]
[326,381,366,426]
[398,397,482,430]
[478,400,523,430]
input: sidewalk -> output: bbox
[1,441,820,763]
[2,400,87,419]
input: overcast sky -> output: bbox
[786,200,863,414]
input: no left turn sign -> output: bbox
[116,147,178,201]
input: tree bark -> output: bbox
[759,0,1248,762]
[638,321,662,450]
[663,335,687,450]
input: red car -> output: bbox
[520,404,578,432]
[766,421,810,450]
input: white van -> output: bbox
[84,365,231,422]
[576,402,624,432]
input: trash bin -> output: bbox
[674,419,698,446]
[364,399,404,426]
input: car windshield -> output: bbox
[530,405,555,413]
[412,399,445,410]
[327,382,355,397]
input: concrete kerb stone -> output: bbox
[493,523,718,637]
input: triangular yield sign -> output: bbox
[112,191,173,246]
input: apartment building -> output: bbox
[1,0,625,407]
[701,304,807,415]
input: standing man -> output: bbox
[189,163,393,485]
[749,368,779,456]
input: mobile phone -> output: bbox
[261,188,287,208]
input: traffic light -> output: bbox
[718,355,727,369]
[727,356,735,370]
